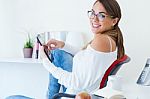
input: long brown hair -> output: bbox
[93,0,125,59]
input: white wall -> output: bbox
[117,0,150,82]
[0,0,150,91]
[0,0,94,58]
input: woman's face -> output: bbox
[89,1,117,34]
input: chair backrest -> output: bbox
[99,54,130,89]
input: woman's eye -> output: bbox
[97,13,105,19]
[91,11,95,15]
[101,14,106,18]
[99,14,105,18]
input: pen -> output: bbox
[35,40,39,59]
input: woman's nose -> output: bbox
[92,15,99,22]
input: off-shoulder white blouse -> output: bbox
[42,43,117,94]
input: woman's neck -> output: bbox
[94,33,105,39]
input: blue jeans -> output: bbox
[47,49,73,99]
[5,95,34,99]
[5,49,73,99]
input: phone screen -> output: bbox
[37,34,52,62]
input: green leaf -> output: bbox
[24,33,34,48]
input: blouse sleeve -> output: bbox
[42,58,80,89]
[42,50,107,90]
[61,43,80,55]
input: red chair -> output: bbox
[52,55,130,99]
[99,54,130,89]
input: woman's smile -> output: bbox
[92,23,101,28]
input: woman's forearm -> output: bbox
[61,43,80,55]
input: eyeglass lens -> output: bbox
[88,11,106,21]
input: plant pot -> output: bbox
[23,48,33,58]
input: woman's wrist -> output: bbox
[60,42,65,48]
[42,58,57,72]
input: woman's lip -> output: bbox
[92,23,101,28]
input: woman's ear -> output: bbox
[112,18,119,26]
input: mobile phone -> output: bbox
[137,58,150,86]
[37,34,52,62]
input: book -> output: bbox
[93,87,125,99]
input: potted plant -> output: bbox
[23,33,34,58]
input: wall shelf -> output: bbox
[0,58,42,64]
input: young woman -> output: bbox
[41,0,125,98]
[6,0,125,99]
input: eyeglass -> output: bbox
[87,10,114,21]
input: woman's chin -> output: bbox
[92,29,100,34]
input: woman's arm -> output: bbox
[40,46,107,91]
[46,39,80,55]
[40,46,77,88]
[61,43,80,55]
[42,58,79,88]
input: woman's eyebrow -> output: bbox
[99,12,109,15]
[99,12,106,14]
[91,9,107,14]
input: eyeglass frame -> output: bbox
[87,10,114,21]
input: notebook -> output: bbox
[93,87,125,99]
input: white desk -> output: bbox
[122,81,150,99]
[0,58,49,99]
[0,58,150,99]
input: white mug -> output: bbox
[107,75,123,91]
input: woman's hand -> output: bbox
[75,92,91,99]
[46,39,65,50]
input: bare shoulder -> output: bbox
[91,35,116,52]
